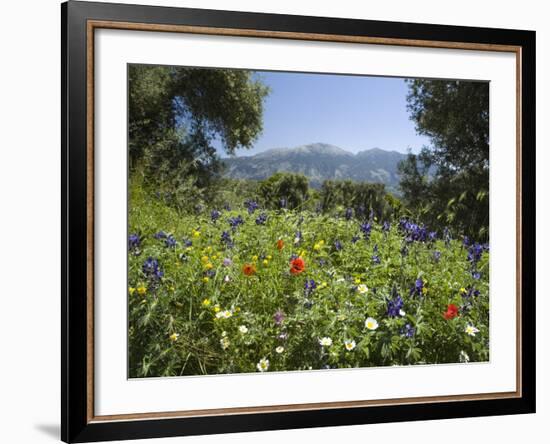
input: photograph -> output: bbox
[127,64,490,378]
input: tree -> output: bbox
[399,79,489,240]
[258,172,310,210]
[128,65,270,187]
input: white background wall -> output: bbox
[0,0,546,443]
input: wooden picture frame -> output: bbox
[62,1,536,442]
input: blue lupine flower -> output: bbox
[387,294,404,317]
[182,238,192,247]
[165,234,177,248]
[399,218,431,243]
[223,203,231,211]
[462,287,480,299]
[345,208,353,220]
[401,323,416,338]
[462,236,470,247]
[304,279,317,296]
[360,222,372,239]
[244,199,259,214]
[382,221,391,232]
[351,235,360,244]
[410,278,424,297]
[433,251,441,262]
[279,198,287,209]
[334,240,343,251]
[228,215,244,229]
[294,231,302,244]
[356,205,366,218]
[290,253,299,261]
[128,234,140,250]
[221,231,232,244]
[142,257,163,280]
[467,243,484,264]
[153,231,167,240]
[428,231,437,241]
[317,258,327,266]
[255,213,267,225]
[472,271,481,279]
[210,209,221,222]
[223,257,232,267]
[205,269,216,278]
[372,254,381,264]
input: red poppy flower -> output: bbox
[290,257,305,275]
[443,303,459,320]
[242,263,256,276]
[276,239,284,251]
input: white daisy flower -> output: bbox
[365,317,379,330]
[399,309,406,317]
[257,358,270,372]
[465,324,480,336]
[215,310,232,319]
[459,350,470,363]
[319,337,333,347]
[219,336,230,350]
[344,339,356,351]
[238,325,248,334]
[357,284,369,294]
[275,346,284,354]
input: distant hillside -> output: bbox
[222,143,406,190]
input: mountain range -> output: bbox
[221,143,406,190]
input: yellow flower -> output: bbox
[252,255,258,261]
[354,278,362,284]
[201,255,209,263]
[169,333,179,342]
[422,287,428,295]
[212,254,218,260]
[192,230,201,238]
[204,262,214,270]
[202,277,209,283]
[267,255,272,260]
[460,287,467,294]
[263,259,269,266]
[186,246,193,252]
[202,298,211,307]
[137,285,147,296]
[206,246,212,253]
[169,286,175,292]
[319,281,328,289]
[214,304,221,313]
[128,287,136,296]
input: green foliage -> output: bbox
[320,180,392,219]
[258,172,310,210]
[400,79,489,240]
[129,64,270,188]
[128,180,489,377]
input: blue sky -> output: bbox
[221,70,431,157]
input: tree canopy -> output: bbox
[129,65,270,185]
[399,79,489,240]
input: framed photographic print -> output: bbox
[61,1,536,442]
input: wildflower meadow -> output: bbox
[128,180,489,377]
